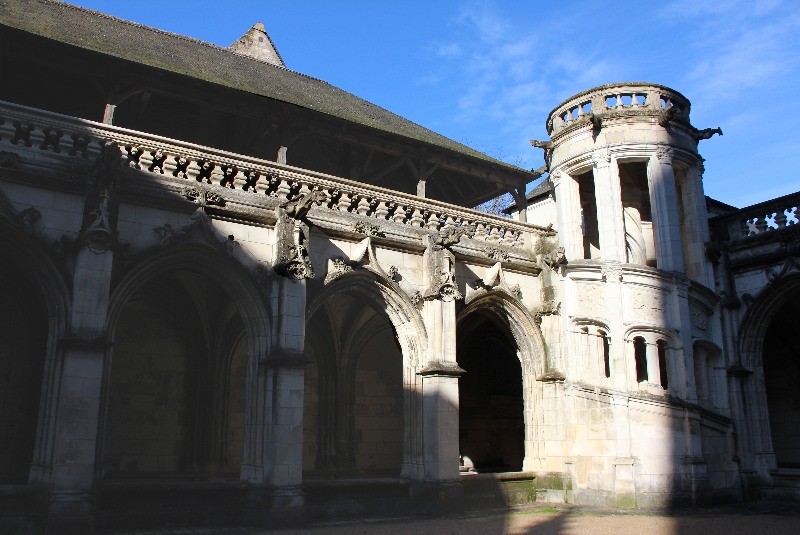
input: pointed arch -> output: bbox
[305,269,428,478]
[457,290,547,473]
[104,242,271,481]
[0,212,71,483]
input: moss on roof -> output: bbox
[1,0,530,179]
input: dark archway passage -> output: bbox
[304,291,404,478]
[103,269,247,480]
[763,294,800,468]
[0,260,47,483]
[457,311,524,473]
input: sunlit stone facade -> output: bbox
[1,2,799,531]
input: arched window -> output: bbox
[657,339,669,389]
[634,337,648,383]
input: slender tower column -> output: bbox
[681,159,714,288]
[647,147,685,272]
[592,149,626,262]
[551,170,584,261]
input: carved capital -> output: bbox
[533,300,561,325]
[550,170,565,188]
[654,145,674,163]
[591,147,611,168]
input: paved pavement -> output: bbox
[111,502,800,534]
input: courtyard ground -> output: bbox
[111,502,800,534]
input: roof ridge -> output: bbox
[51,0,327,83]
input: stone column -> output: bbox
[681,160,714,288]
[647,147,685,272]
[592,149,626,262]
[551,170,584,261]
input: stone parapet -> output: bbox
[0,100,551,250]
[546,82,691,137]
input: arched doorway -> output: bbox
[457,307,524,472]
[763,292,800,468]
[0,259,48,483]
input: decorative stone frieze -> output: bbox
[484,246,510,261]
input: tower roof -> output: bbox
[228,22,285,67]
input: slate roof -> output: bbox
[0,0,531,180]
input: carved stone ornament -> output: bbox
[485,247,510,262]
[281,190,326,221]
[15,206,41,230]
[353,220,384,237]
[549,170,565,188]
[657,106,677,127]
[601,261,622,282]
[592,147,611,168]
[465,262,522,304]
[543,246,567,269]
[83,193,114,253]
[275,243,313,280]
[0,151,20,168]
[534,300,561,325]
[691,310,708,332]
[432,224,476,250]
[152,211,239,256]
[183,187,226,207]
[655,145,674,163]
[324,257,354,284]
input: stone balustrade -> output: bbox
[710,192,800,241]
[546,82,691,136]
[0,100,548,247]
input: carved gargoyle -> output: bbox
[543,246,567,268]
[282,190,326,221]
[658,106,677,127]
[694,127,723,141]
[433,225,475,250]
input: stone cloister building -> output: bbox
[1,1,798,530]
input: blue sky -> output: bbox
[67,0,800,208]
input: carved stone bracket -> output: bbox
[79,141,123,254]
[591,147,611,168]
[533,300,561,325]
[417,360,466,377]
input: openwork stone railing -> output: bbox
[711,192,800,241]
[0,101,547,246]
[546,82,691,136]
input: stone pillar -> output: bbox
[592,150,626,262]
[259,271,308,518]
[647,147,685,272]
[419,297,463,482]
[551,170,584,261]
[48,145,121,532]
[681,160,714,288]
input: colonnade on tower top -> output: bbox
[534,82,721,289]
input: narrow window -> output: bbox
[576,171,600,259]
[657,340,669,389]
[634,337,648,383]
[601,331,611,378]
